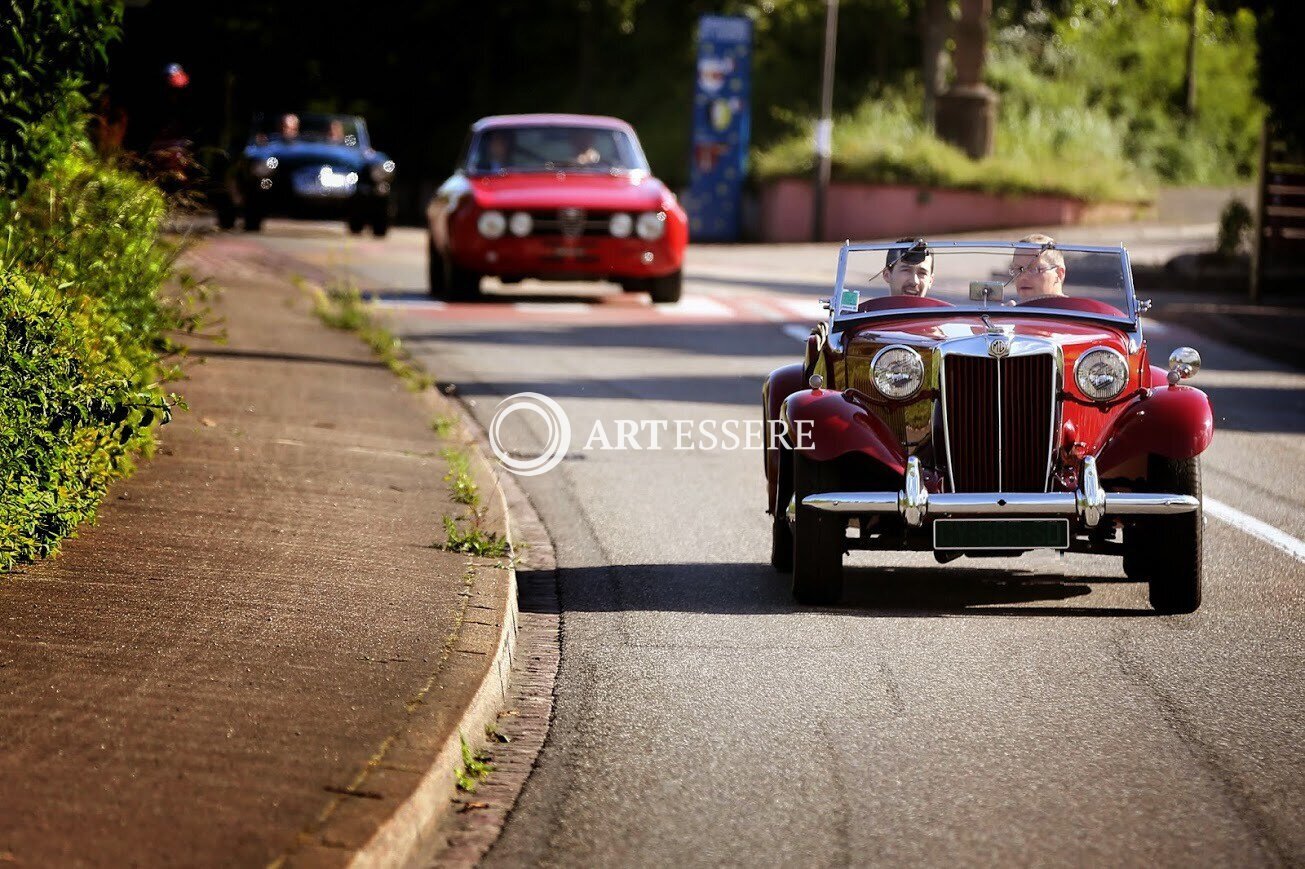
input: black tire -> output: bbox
[619,279,643,294]
[347,213,367,235]
[216,206,237,230]
[771,446,794,573]
[427,236,446,297]
[243,206,263,232]
[445,258,482,301]
[791,453,844,605]
[372,213,390,237]
[648,270,683,304]
[1142,456,1203,614]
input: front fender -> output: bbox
[1095,384,1214,475]
[763,363,810,510]
[782,389,907,476]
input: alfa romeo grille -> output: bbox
[526,209,621,238]
[942,354,1055,492]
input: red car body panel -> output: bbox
[782,389,907,474]
[762,363,808,511]
[1095,384,1215,474]
[427,114,688,282]
[763,308,1213,506]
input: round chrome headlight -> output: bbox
[370,160,396,183]
[635,211,666,241]
[871,345,925,400]
[252,156,277,178]
[508,211,533,237]
[609,212,633,238]
[477,210,506,239]
[1075,347,1129,400]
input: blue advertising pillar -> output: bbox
[685,14,752,242]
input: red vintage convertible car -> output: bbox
[425,114,689,303]
[763,241,1212,613]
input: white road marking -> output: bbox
[1205,498,1305,564]
[658,296,735,317]
[514,303,592,314]
[375,298,446,309]
[750,301,786,322]
[777,298,829,321]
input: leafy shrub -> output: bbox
[0,0,121,194]
[1216,198,1253,257]
[755,1,1262,200]
[754,93,1151,202]
[0,150,195,571]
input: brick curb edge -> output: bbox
[345,415,522,867]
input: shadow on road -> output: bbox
[520,562,1156,618]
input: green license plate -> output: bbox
[932,518,1070,550]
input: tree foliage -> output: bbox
[0,0,121,194]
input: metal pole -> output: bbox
[812,0,838,242]
[1184,0,1200,116]
[1250,116,1269,304]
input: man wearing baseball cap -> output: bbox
[881,237,934,297]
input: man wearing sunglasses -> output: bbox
[1010,232,1066,302]
[881,237,935,297]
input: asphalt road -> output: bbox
[249,221,1304,866]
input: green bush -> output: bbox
[755,1,1262,200]
[995,0,1263,184]
[0,0,121,195]
[754,92,1152,202]
[0,150,194,571]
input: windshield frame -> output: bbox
[247,112,371,150]
[462,124,651,177]
[829,240,1139,334]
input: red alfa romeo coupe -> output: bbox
[425,114,689,303]
[764,241,1213,613]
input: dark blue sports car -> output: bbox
[220,112,396,236]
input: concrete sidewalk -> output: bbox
[0,235,514,865]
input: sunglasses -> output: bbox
[1007,262,1057,278]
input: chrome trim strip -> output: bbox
[840,241,1136,254]
[938,346,955,493]
[1121,246,1138,321]
[1078,456,1105,527]
[1045,346,1062,493]
[804,492,901,513]
[996,355,1003,492]
[901,457,927,527]
[802,490,1199,517]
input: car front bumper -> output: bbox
[450,234,683,280]
[798,457,1199,528]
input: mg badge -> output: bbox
[988,337,1011,358]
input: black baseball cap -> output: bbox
[886,237,931,268]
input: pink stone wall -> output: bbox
[760,178,1098,243]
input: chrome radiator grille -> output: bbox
[942,353,1056,492]
[528,208,614,238]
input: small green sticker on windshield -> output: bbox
[840,289,860,313]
